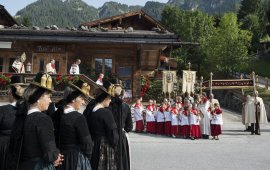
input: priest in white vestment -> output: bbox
[245,92,268,135]
[198,94,211,139]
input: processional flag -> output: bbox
[162,71,177,93]
[182,70,196,93]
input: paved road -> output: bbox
[129,109,270,170]
[2,102,269,169]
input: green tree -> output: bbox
[21,16,31,27]
[161,6,215,76]
[238,0,264,20]
[238,0,267,52]
[201,13,252,77]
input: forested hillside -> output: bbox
[14,0,245,27]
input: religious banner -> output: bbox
[182,70,196,93]
[162,71,177,93]
[202,79,254,89]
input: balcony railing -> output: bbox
[0,73,98,99]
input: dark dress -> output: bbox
[19,111,60,170]
[109,99,133,170]
[84,107,119,170]
[58,110,93,170]
[0,104,16,170]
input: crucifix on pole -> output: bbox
[210,72,213,95]
[200,76,203,95]
[188,62,191,70]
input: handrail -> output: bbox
[0,72,98,93]
[0,72,97,83]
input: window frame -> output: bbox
[94,57,113,76]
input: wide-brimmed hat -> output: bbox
[109,78,123,87]
[30,72,54,92]
[69,79,93,99]
[10,75,28,97]
[10,75,28,86]
[104,80,120,97]
[91,79,116,98]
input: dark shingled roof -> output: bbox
[81,10,166,31]
[0,5,17,26]
[0,28,193,46]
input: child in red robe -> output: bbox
[189,104,201,140]
[156,103,166,135]
[134,98,144,133]
[210,103,223,140]
[179,105,190,138]
[171,106,179,138]
[146,100,156,133]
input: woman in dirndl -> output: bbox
[6,72,63,170]
[52,79,93,170]
[0,75,27,169]
[84,80,119,170]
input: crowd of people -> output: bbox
[0,68,268,170]
[132,92,223,140]
[0,73,132,170]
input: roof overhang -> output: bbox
[0,29,187,46]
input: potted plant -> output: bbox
[0,74,11,90]
[55,74,80,91]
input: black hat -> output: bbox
[30,72,54,91]
[99,79,116,97]
[75,77,112,99]
[109,78,123,87]
[69,79,93,98]
[10,75,27,86]
[10,75,28,98]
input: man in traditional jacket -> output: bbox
[69,59,81,74]
[46,59,56,74]
[245,91,268,135]
[96,73,104,86]
[12,52,26,73]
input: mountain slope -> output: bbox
[143,1,166,20]
[168,0,242,15]
[14,0,244,27]
[16,0,99,27]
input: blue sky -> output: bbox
[1,0,169,16]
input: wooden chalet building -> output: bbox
[0,8,186,99]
